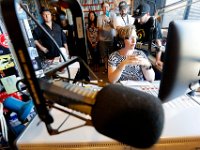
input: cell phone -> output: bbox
[106,10,110,17]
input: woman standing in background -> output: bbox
[87,11,100,72]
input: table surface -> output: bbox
[15,81,200,149]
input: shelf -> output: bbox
[79,0,114,24]
[81,2,113,6]
[82,4,101,6]
[83,10,102,12]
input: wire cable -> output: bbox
[0,103,8,142]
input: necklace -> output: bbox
[121,14,129,25]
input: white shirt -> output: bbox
[114,14,135,27]
[97,11,116,41]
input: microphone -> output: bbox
[39,79,164,148]
[92,84,164,148]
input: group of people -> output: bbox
[33,1,164,84]
[87,1,163,83]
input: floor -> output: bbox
[89,64,109,83]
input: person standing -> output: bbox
[97,1,116,74]
[86,11,100,72]
[59,13,75,58]
[33,7,69,62]
[113,1,135,51]
[132,2,163,68]
[114,1,135,30]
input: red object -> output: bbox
[60,1,69,8]
[0,33,9,48]
[0,92,22,103]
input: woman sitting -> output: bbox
[108,25,155,83]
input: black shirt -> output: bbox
[33,22,67,59]
[134,17,162,44]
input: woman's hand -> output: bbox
[123,55,150,67]
[137,56,151,67]
[123,55,140,66]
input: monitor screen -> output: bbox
[158,20,200,102]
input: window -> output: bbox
[160,0,200,28]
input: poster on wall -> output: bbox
[0,25,18,77]
[0,23,18,96]
[0,31,10,55]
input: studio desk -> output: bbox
[15,80,200,150]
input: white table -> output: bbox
[15,81,200,150]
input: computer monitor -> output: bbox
[158,20,200,102]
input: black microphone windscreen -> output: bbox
[91,84,164,148]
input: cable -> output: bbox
[0,103,8,142]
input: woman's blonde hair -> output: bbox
[118,25,138,40]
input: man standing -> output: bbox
[114,1,135,30]
[132,2,163,68]
[33,7,69,61]
[97,1,116,73]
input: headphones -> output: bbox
[114,34,125,50]
[115,27,127,50]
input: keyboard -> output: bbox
[39,79,100,115]
[133,85,159,97]
[121,81,160,97]
[121,81,200,108]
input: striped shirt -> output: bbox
[108,49,147,81]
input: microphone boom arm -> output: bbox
[0,0,105,135]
